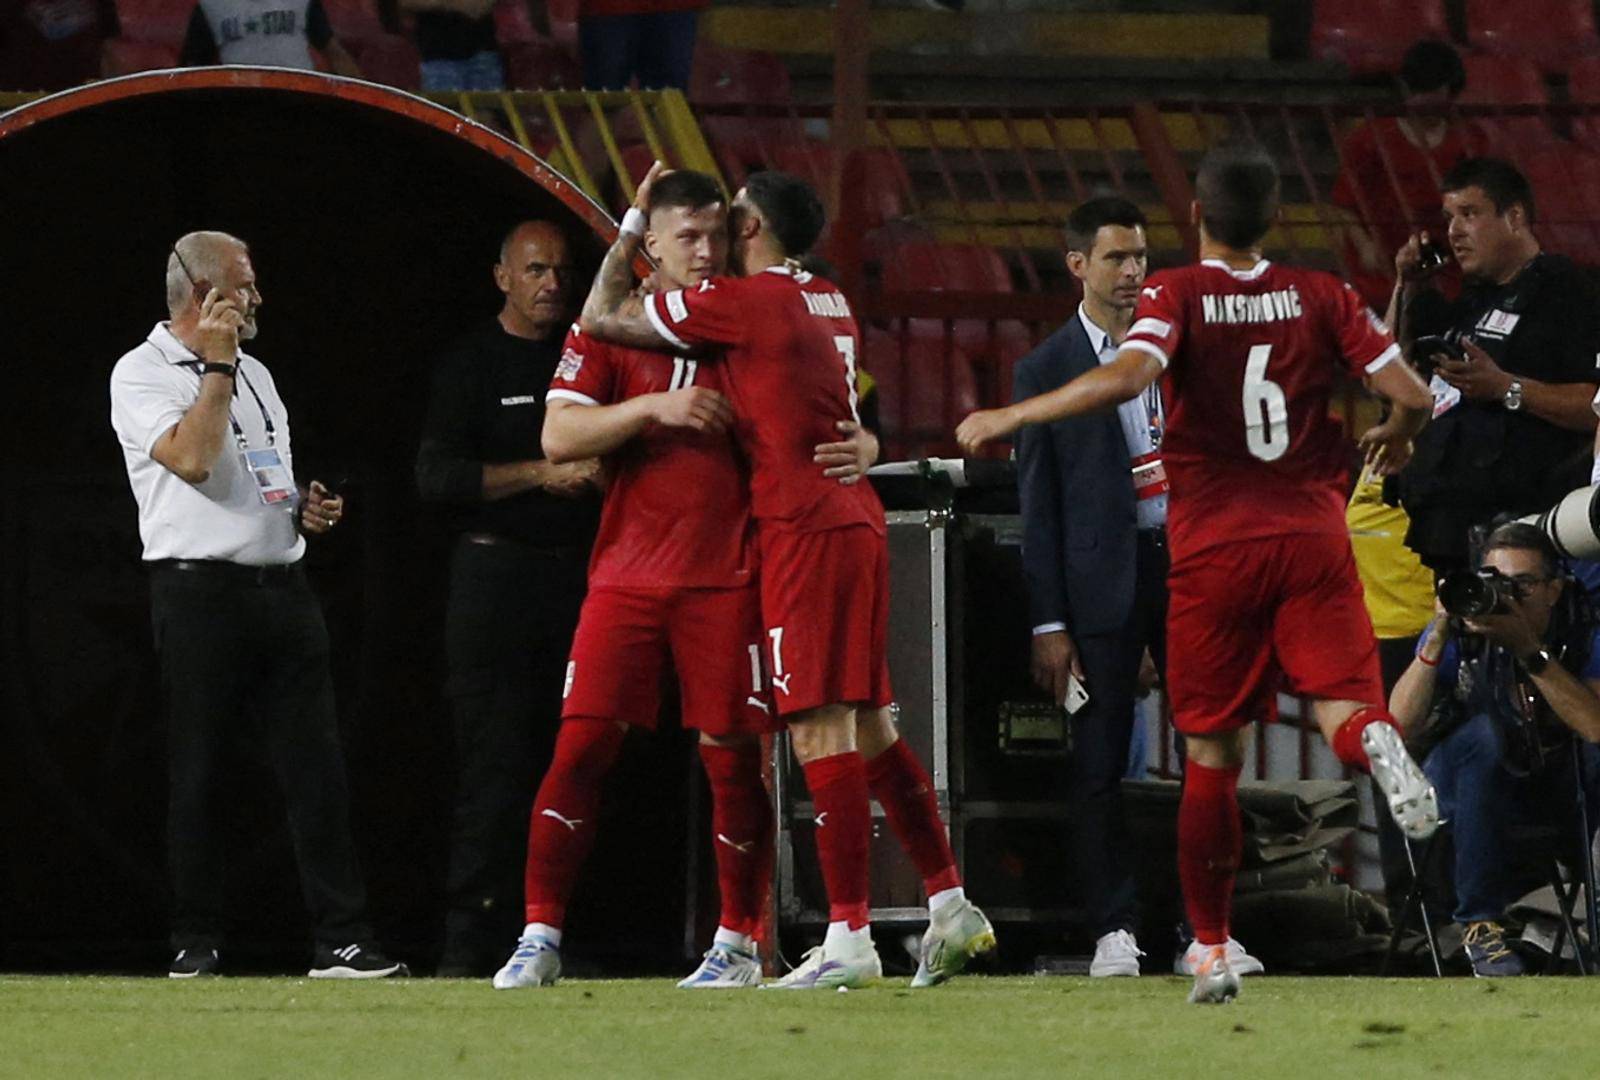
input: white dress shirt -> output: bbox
[110,322,305,566]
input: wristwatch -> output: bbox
[200,362,237,378]
[1504,379,1524,411]
[1521,645,1553,675]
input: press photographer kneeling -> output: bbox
[1390,523,1600,976]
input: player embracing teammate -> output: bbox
[958,140,1441,1004]
[501,164,994,991]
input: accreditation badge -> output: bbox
[1131,451,1169,501]
[243,447,297,506]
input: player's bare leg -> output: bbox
[493,718,628,989]
[1179,729,1246,1004]
[679,732,773,988]
[768,705,882,989]
[1312,699,1439,840]
[857,706,995,986]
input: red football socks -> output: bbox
[522,718,627,927]
[699,741,775,939]
[801,751,873,930]
[866,736,961,897]
[1329,705,1399,773]
[1177,759,1243,946]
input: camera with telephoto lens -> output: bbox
[1437,567,1522,618]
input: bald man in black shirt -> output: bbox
[417,221,602,975]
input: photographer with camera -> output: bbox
[1390,523,1600,975]
[1386,158,1600,574]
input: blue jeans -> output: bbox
[1425,711,1600,924]
[578,11,698,90]
[421,52,505,92]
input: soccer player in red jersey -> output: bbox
[577,164,995,990]
[957,140,1441,1004]
[492,171,876,991]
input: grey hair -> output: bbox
[165,231,248,314]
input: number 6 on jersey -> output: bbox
[1242,344,1288,462]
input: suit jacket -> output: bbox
[1014,316,1141,638]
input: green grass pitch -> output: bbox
[3,974,1599,1078]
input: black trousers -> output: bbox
[440,538,587,969]
[1068,531,1169,940]
[149,563,370,953]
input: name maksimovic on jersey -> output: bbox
[1201,287,1305,325]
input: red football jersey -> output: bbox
[548,325,755,589]
[644,266,884,534]
[1122,259,1400,557]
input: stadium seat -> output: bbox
[352,34,421,90]
[880,241,1014,294]
[320,0,385,46]
[865,333,981,459]
[767,143,908,233]
[99,36,179,75]
[1309,0,1450,77]
[111,0,193,47]
[546,0,578,57]
[1568,54,1600,150]
[504,38,582,89]
[1459,54,1555,151]
[1467,0,1600,75]
[691,43,802,184]
[493,0,540,47]
[1519,144,1600,261]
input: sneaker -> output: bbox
[1463,921,1525,977]
[1186,943,1240,1005]
[910,899,997,988]
[1175,937,1265,977]
[766,936,882,990]
[1089,929,1144,977]
[1363,721,1441,841]
[168,948,219,979]
[677,943,762,989]
[308,943,408,980]
[491,933,562,989]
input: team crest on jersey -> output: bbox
[555,347,584,382]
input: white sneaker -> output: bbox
[491,934,561,989]
[1175,937,1264,977]
[1363,721,1441,840]
[1089,929,1144,977]
[766,936,882,990]
[677,943,762,988]
[910,899,997,988]
[1187,943,1240,1005]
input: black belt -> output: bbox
[1138,527,1167,549]
[459,532,586,558]
[149,559,302,586]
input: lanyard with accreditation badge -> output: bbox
[187,361,298,507]
[1130,381,1168,502]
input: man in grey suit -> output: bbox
[1014,198,1260,977]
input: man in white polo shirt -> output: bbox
[110,230,404,980]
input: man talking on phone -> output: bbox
[110,230,404,980]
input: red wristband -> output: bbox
[1417,652,1441,668]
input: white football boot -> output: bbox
[1187,943,1240,1005]
[1176,937,1265,977]
[766,934,882,990]
[677,943,762,989]
[1363,721,1441,840]
[911,898,997,987]
[491,933,561,989]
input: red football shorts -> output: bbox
[1165,532,1383,736]
[562,585,780,736]
[757,523,894,717]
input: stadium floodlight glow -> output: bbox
[1519,484,1600,560]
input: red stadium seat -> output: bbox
[112,0,193,46]
[493,0,540,47]
[1310,0,1450,76]
[1568,54,1600,150]
[765,144,908,232]
[1459,54,1555,151]
[100,37,178,75]
[1467,0,1600,74]
[504,38,582,89]
[352,34,420,89]
[865,333,980,459]
[546,0,578,57]
[320,0,385,45]
[880,241,1013,294]
[689,42,792,107]
[1519,144,1600,262]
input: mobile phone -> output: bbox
[1412,334,1465,363]
[1417,239,1450,272]
[1062,673,1090,716]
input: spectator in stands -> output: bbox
[1390,157,1600,574]
[576,0,704,90]
[109,230,405,979]
[1329,40,1480,311]
[416,221,601,975]
[1390,523,1600,976]
[400,0,503,90]
[0,0,115,91]
[180,0,362,76]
